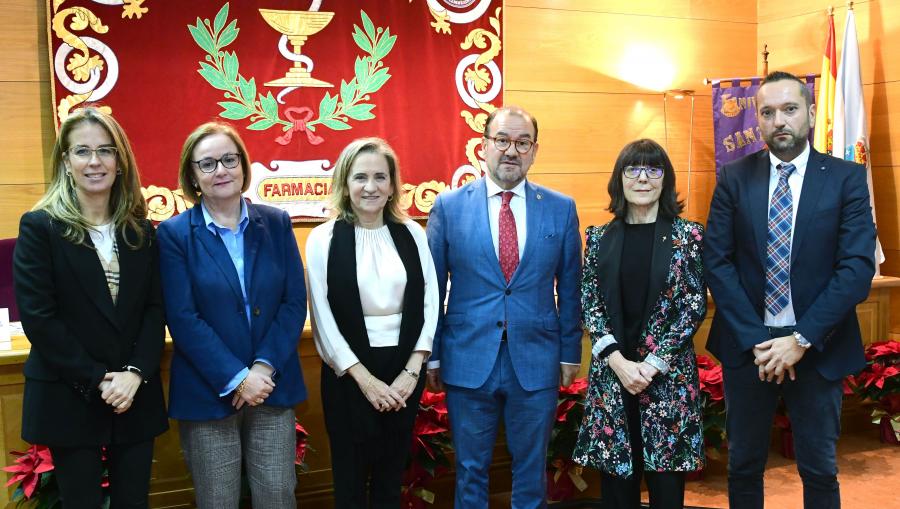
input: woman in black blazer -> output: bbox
[13,107,168,508]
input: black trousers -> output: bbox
[601,391,685,509]
[328,423,412,509]
[723,355,843,509]
[322,356,422,509]
[50,439,155,509]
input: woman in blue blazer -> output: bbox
[157,123,307,509]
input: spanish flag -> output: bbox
[813,11,836,154]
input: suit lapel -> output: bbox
[471,179,507,283]
[510,181,541,286]
[748,150,771,264]
[596,220,625,340]
[243,203,263,298]
[641,216,674,325]
[114,226,141,325]
[790,149,827,265]
[63,234,119,329]
[190,205,245,303]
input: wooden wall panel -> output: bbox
[507,0,756,23]
[0,185,45,238]
[759,0,875,25]
[868,81,900,168]
[757,1,900,86]
[872,166,898,251]
[0,0,50,244]
[504,90,715,177]
[505,5,757,94]
[0,82,54,186]
[0,0,44,82]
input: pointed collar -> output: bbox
[200,199,249,235]
[767,141,810,178]
[484,175,527,200]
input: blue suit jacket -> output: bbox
[703,148,877,381]
[158,203,307,420]
[427,178,583,391]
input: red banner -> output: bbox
[48,0,503,220]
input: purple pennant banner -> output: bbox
[712,76,815,176]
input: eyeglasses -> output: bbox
[485,135,535,154]
[67,146,118,162]
[192,153,241,173]
[623,165,664,179]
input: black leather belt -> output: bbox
[767,326,795,338]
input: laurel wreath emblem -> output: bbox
[188,3,396,144]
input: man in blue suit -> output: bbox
[704,71,877,509]
[426,106,582,508]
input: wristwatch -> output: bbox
[403,368,420,380]
[122,365,148,383]
[792,331,812,349]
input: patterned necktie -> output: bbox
[498,191,519,283]
[765,162,796,316]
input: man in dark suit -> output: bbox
[426,106,582,508]
[704,71,877,509]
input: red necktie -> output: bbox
[499,191,519,283]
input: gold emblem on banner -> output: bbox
[50,1,150,122]
[258,9,335,88]
[400,181,448,213]
[142,185,192,222]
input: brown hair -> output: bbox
[178,122,252,204]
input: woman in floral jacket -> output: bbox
[572,139,706,509]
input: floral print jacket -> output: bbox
[572,216,707,477]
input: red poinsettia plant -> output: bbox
[696,355,727,457]
[3,444,110,509]
[9,420,313,509]
[546,377,589,503]
[845,340,900,444]
[402,389,453,508]
[3,444,56,506]
[295,421,313,472]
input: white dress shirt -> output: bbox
[306,219,438,376]
[764,141,809,327]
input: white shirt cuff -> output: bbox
[592,334,617,357]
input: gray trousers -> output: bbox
[179,405,297,509]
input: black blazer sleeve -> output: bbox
[13,211,107,389]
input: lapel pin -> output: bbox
[536,193,542,200]
[662,235,667,241]
[820,166,826,171]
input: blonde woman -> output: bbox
[13,107,168,508]
[306,138,438,508]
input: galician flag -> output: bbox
[832,7,885,269]
[813,11,836,154]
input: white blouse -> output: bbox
[306,219,438,376]
[88,222,115,263]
